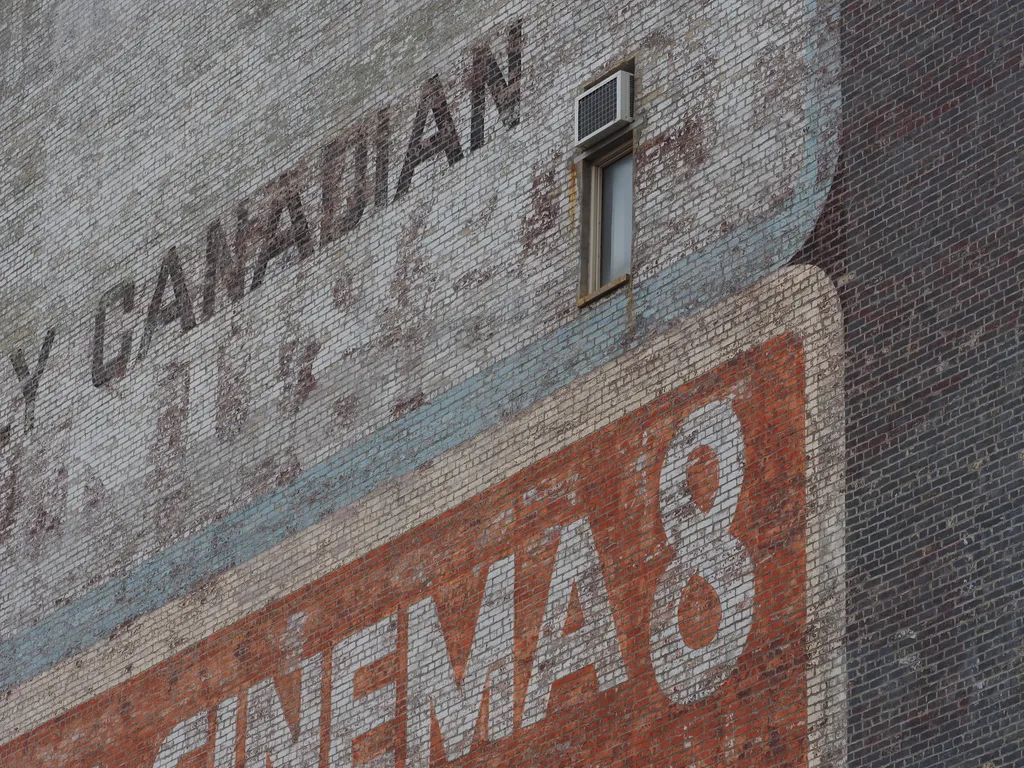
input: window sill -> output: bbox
[576,273,630,308]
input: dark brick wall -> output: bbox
[801,1,1024,764]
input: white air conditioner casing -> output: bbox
[575,70,634,147]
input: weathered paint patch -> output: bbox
[0,0,840,654]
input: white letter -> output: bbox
[330,615,398,768]
[214,696,239,768]
[649,399,755,704]
[406,554,516,766]
[245,654,323,768]
[153,711,207,768]
[522,518,627,727]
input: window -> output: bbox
[598,148,633,285]
[579,134,634,303]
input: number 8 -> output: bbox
[649,398,755,705]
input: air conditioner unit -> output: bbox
[575,70,634,147]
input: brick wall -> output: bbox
[795,2,1024,765]
[0,0,1018,765]
[0,0,837,658]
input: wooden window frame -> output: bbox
[577,131,635,306]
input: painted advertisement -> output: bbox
[0,0,841,661]
[0,267,846,766]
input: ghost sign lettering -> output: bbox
[0,0,843,683]
[0,311,845,766]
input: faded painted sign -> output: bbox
[0,329,839,766]
[0,0,840,662]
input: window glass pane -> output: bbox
[600,151,633,286]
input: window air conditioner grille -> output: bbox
[577,79,619,141]
[575,70,634,147]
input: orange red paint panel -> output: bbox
[2,335,808,767]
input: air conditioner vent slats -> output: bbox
[578,79,619,141]
[575,71,634,147]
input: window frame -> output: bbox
[577,131,635,306]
